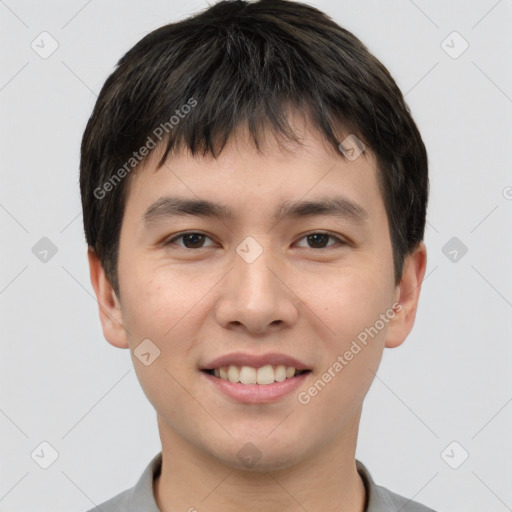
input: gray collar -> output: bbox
[94,452,435,512]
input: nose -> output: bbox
[214,241,299,335]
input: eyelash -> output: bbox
[162,231,347,250]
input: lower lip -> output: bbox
[201,370,311,404]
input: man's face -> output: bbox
[92,117,422,471]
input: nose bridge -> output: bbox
[235,239,279,300]
[215,235,298,332]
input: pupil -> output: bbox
[308,234,328,248]
[185,234,204,248]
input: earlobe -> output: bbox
[384,241,427,349]
[87,248,130,349]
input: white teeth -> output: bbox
[227,365,239,382]
[212,364,302,385]
[286,367,296,378]
[274,365,287,382]
[239,366,257,384]
[256,365,275,385]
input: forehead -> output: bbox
[122,117,385,229]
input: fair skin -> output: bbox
[88,113,427,512]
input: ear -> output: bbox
[87,248,130,349]
[384,241,427,349]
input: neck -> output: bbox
[154,411,367,512]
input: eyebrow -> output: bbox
[141,195,369,227]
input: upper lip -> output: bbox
[201,352,310,371]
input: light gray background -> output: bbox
[1,0,511,511]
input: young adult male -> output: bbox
[81,0,435,510]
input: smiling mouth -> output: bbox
[202,365,311,385]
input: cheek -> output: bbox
[297,293,390,436]
[312,264,393,338]
[118,257,187,338]
[121,275,202,418]
[119,265,213,379]
[302,268,392,398]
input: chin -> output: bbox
[209,433,310,473]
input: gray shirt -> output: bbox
[86,452,437,511]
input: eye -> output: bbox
[163,232,216,249]
[162,231,346,250]
[295,232,346,249]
